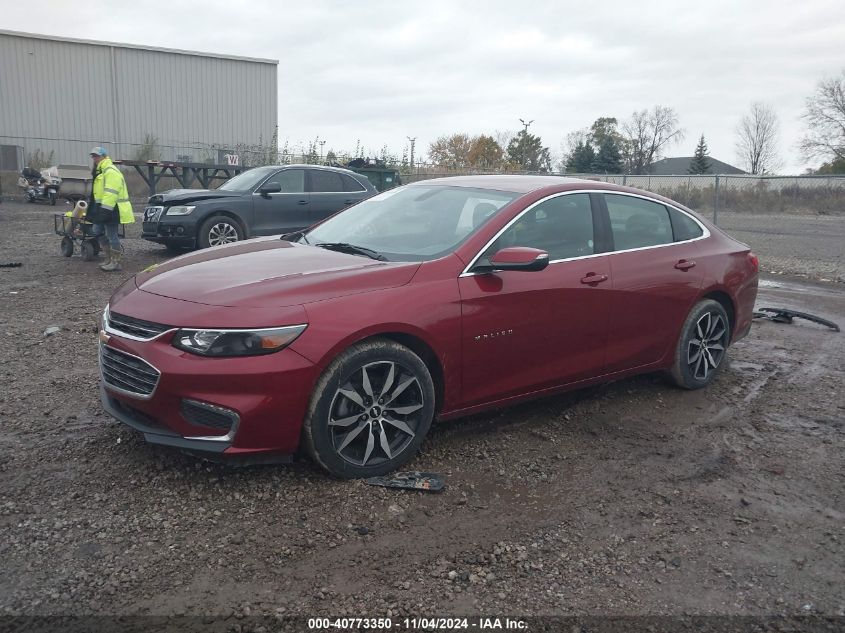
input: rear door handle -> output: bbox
[344,199,356,204]
[580,273,608,285]
[674,259,696,271]
[297,200,309,205]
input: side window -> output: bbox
[341,173,366,192]
[483,194,594,261]
[310,170,344,193]
[668,207,704,241]
[605,194,673,251]
[263,169,305,193]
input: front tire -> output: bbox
[670,299,730,389]
[303,339,436,479]
[198,215,243,249]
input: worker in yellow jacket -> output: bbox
[88,147,134,271]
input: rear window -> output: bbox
[310,170,345,193]
[341,173,366,192]
[669,207,704,241]
[605,194,673,251]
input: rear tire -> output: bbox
[303,339,436,479]
[670,299,731,389]
[198,215,243,249]
[60,236,73,257]
[81,240,97,262]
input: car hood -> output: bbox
[134,238,420,308]
[147,189,241,205]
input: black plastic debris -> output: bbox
[365,471,446,492]
[753,307,840,332]
[0,262,22,268]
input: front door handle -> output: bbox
[580,273,608,285]
[297,200,309,205]
[674,259,696,271]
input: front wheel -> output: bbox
[303,339,436,478]
[670,299,731,389]
[198,215,243,249]
[60,236,73,257]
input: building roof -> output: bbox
[646,156,745,175]
[0,29,278,65]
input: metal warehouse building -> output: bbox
[0,29,278,168]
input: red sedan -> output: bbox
[99,176,758,478]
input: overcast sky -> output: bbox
[5,1,844,173]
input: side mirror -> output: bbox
[258,182,282,195]
[474,247,550,273]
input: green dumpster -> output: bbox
[348,168,401,192]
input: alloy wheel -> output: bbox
[208,222,240,246]
[687,311,727,381]
[328,361,425,467]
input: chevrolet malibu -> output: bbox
[99,176,758,478]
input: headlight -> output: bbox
[166,205,196,216]
[172,324,307,357]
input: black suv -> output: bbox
[141,165,377,251]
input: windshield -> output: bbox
[302,185,519,261]
[216,166,277,191]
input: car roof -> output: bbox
[407,175,596,194]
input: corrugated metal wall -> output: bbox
[0,30,278,166]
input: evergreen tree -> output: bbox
[565,141,596,173]
[592,136,623,173]
[688,135,712,174]
[506,130,552,172]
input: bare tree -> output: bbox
[800,69,845,163]
[735,102,782,174]
[560,128,589,170]
[621,106,684,174]
[493,129,516,153]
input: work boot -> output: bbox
[99,243,112,267]
[101,249,123,272]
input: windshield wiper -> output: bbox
[280,230,310,244]
[314,242,387,261]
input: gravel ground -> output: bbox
[715,212,845,283]
[0,201,843,623]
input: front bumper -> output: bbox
[98,332,318,458]
[142,220,197,247]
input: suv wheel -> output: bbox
[198,215,243,249]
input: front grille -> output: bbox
[108,311,171,340]
[100,345,160,397]
[144,206,164,222]
[181,400,236,430]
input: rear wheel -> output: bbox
[670,299,731,389]
[303,339,436,478]
[60,236,73,257]
[198,215,243,249]
[81,240,97,262]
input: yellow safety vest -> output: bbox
[92,157,134,224]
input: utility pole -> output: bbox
[518,118,533,171]
[407,136,416,171]
[318,139,326,164]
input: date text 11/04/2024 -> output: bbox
[307,617,528,630]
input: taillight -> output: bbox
[748,252,759,272]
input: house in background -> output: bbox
[646,157,746,175]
